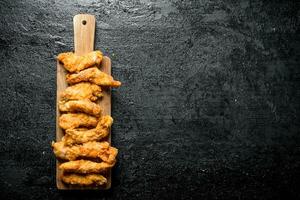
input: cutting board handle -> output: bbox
[73,14,95,55]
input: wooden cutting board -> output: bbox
[56,14,112,190]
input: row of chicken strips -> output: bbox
[52,51,121,187]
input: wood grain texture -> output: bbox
[56,14,112,190]
[73,14,95,55]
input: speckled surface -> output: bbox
[0,0,300,199]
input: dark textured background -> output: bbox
[0,0,300,199]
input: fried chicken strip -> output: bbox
[64,115,113,145]
[66,67,121,87]
[59,99,102,117]
[52,141,118,163]
[59,160,115,173]
[60,82,103,102]
[57,51,103,73]
[61,173,107,186]
[59,113,98,130]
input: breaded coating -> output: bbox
[57,51,103,73]
[60,83,102,102]
[59,99,102,117]
[64,115,113,145]
[66,67,121,87]
[52,141,118,163]
[59,160,115,173]
[59,113,98,130]
[61,173,107,186]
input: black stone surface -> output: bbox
[0,0,300,199]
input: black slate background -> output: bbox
[0,0,300,199]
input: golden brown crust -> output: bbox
[61,173,107,186]
[55,50,121,188]
[59,99,102,117]
[59,160,115,173]
[60,82,103,102]
[66,67,121,87]
[59,113,98,130]
[64,115,113,145]
[57,51,103,73]
[52,141,118,163]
